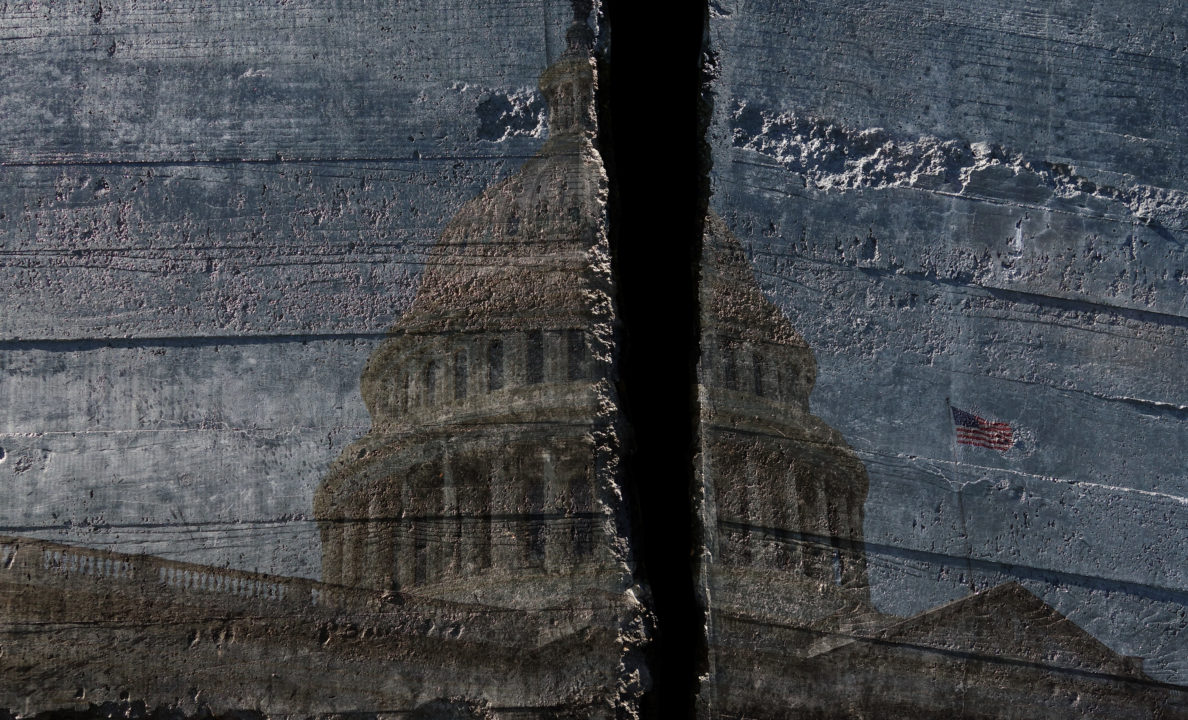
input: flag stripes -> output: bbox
[950,406,1014,451]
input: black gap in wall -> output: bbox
[598,2,710,718]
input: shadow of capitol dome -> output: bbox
[312,2,627,610]
[308,11,1188,711]
[693,215,1186,718]
[1,0,1184,715]
[698,210,881,635]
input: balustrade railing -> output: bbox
[1,534,335,609]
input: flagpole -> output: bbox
[946,395,977,594]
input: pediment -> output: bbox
[867,582,1146,679]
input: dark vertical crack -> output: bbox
[597,3,710,718]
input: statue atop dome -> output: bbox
[541,0,596,140]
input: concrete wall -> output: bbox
[0,0,577,579]
[705,0,1188,686]
[2,0,1187,716]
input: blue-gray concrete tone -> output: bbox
[0,0,579,580]
[705,0,1188,688]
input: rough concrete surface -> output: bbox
[2,1,646,718]
[2,0,1187,718]
[702,0,1188,716]
[1,0,577,577]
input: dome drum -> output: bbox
[316,430,616,595]
[703,430,870,597]
[700,334,817,416]
[361,328,601,430]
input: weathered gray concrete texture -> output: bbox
[0,0,578,578]
[695,214,1188,718]
[2,3,645,717]
[706,0,1188,693]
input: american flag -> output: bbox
[950,406,1014,451]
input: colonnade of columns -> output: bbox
[320,438,604,591]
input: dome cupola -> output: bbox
[540,0,596,140]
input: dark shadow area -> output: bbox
[598,2,710,718]
[0,702,267,720]
[715,521,1188,607]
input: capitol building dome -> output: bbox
[313,9,624,606]
[697,212,877,633]
[312,0,873,624]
